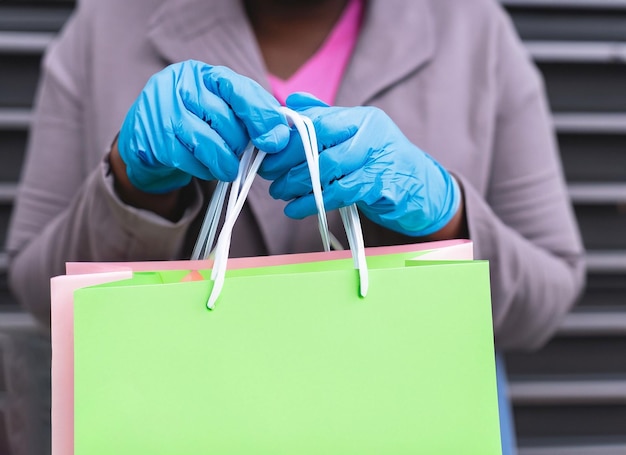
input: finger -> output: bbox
[282,192,316,219]
[179,83,249,156]
[202,65,290,152]
[283,169,373,219]
[172,111,240,182]
[293,107,361,153]
[285,92,330,109]
[268,159,313,201]
[268,136,370,200]
[265,108,362,195]
[258,127,307,181]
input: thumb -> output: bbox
[286,92,330,110]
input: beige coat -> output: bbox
[7,0,585,350]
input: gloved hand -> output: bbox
[260,93,461,237]
[118,60,290,193]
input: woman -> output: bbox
[6,0,585,452]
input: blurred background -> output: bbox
[0,0,625,454]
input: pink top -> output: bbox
[268,0,364,106]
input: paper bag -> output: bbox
[64,241,499,454]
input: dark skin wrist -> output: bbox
[108,138,186,222]
[423,198,469,241]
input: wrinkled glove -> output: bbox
[260,93,461,237]
[118,60,290,193]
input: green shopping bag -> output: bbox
[73,250,500,454]
[73,113,500,453]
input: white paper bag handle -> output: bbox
[192,108,368,309]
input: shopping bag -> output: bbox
[50,271,131,455]
[51,240,474,455]
[58,110,500,454]
[67,244,499,454]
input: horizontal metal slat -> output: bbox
[553,113,626,134]
[527,41,626,63]
[510,379,626,405]
[0,5,73,33]
[0,312,37,333]
[586,251,626,273]
[502,0,626,9]
[0,31,54,54]
[558,311,626,337]
[0,185,18,204]
[568,183,626,203]
[0,108,31,130]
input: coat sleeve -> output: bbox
[460,6,586,351]
[6,8,202,328]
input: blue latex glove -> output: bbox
[260,93,461,237]
[118,60,290,193]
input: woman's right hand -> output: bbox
[117,60,290,194]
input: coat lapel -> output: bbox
[337,0,435,107]
[147,0,268,86]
